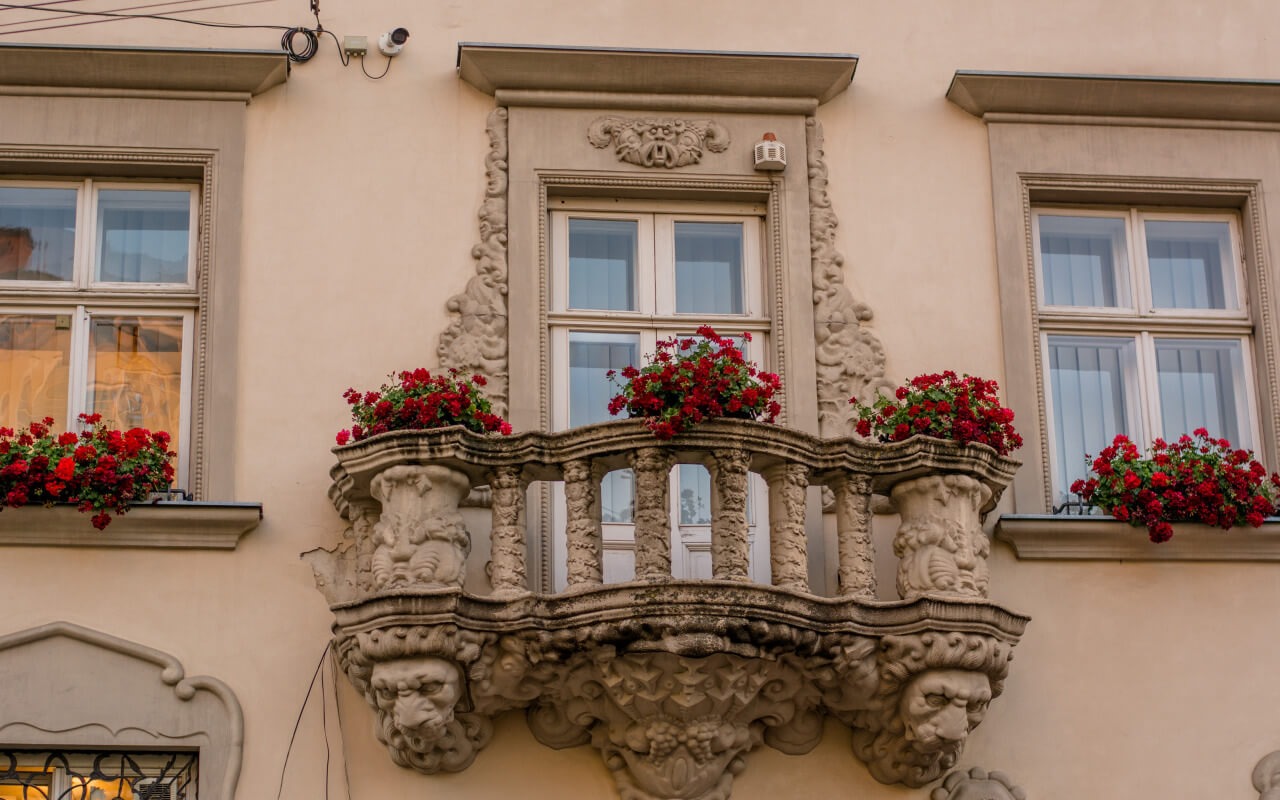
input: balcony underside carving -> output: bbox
[307,420,1029,798]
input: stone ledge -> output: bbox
[995,514,1280,561]
[0,502,263,549]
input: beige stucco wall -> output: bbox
[3,2,1280,798]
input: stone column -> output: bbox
[710,448,752,581]
[563,458,603,587]
[833,473,875,599]
[631,448,674,580]
[763,462,809,592]
[368,464,473,590]
[890,474,993,600]
[488,464,528,595]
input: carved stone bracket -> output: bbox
[438,107,510,416]
[931,767,1027,800]
[588,116,730,169]
[313,587,1025,798]
[806,117,893,436]
[1256,750,1280,800]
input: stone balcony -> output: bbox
[306,419,1029,799]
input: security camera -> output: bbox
[378,27,410,57]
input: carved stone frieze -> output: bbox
[891,474,993,600]
[588,116,730,169]
[438,107,510,416]
[806,117,893,436]
[931,767,1027,800]
[368,464,472,590]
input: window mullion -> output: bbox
[1136,330,1159,446]
[67,305,91,427]
[647,214,667,315]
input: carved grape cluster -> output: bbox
[641,716,728,764]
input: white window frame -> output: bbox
[547,202,772,589]
[1032,205,1261,508]
[0,178,199,490]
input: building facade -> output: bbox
[2,2,1280,798]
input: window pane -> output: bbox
[96,189,192,284]
[1154,338,1247,445]
[1145,219,1238,310]
[1047,335,1137,506]
[568,218,636,311]
[1037,215,1129,307]
[679,465,712,525]
[675,221,744,314]
[87,316,184,460]
[0,186,77,282]
[569,331,639,523]
[0,315,70,430]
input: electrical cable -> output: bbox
[329,650,354,800]
[0,0,398,76]
[276,641,331,800]
[0,0,213,28]
[320,649,331,800]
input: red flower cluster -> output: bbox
[1071,430,1280,543]
[338,368,512,444]
[606,326,782,440]
[850,371,1023,456]
[0,414,176,529]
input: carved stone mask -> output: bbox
[900,669,992,756]
[371,657,463,741]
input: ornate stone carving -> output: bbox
[632,447,676,580]
[890,474,993,600]
[833,473,875,598]
[931,767,1027,800]
[337,626,493,773]
[710,448,751,581]
[1256,751,1280,800]
[368,464,473,590]
[806,117,892,436]
[588,116,730,169]
[850,632,1012,787]
[487,465,528,594]
[564,458,603,587]
[438,107,510,416]
[763,462,809,592]
[312,422,1027,795]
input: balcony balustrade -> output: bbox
[306,418,1028,798]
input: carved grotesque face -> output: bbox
[371,657,462,742]
[900,669,992,757]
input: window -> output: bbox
[0,180,196,489]
[548,203,771,588]
[0,750,197,799]
[1033,207,1259,509]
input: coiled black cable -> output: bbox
[280,26,319,63]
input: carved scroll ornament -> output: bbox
[588,116,730,169]
[806,117,893,436]
[1256,750,1280,800]
[438,107,510,416]
[890,474,993,600]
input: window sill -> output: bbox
[0,502,262,549]
[995,514,1280,561]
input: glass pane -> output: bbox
[675,221,744,314]
[1047,335,1137,506]
[1154,338,1247,445]
[1037,215,1129,307]
[569,331,639,523]
[96,189,192,284]
[568,218,637,311]
[1145,219,1238,310]
[0,186,77,282]
[87,316,184,459]
[0,315,70,430]
[679,465,712,525]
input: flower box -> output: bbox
[0,501,262,549]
